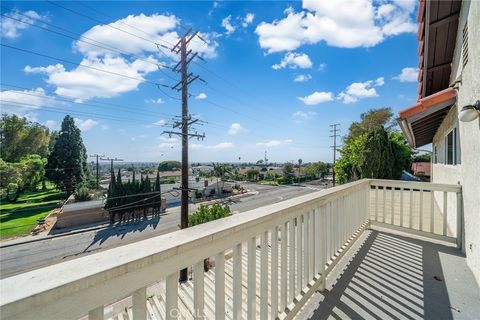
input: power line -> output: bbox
[0,83,177,119]
[0,44,169,88]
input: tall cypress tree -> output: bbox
[359,126,395,179]
[46,115,88,194]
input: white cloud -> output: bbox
[195,92,207,100]
[272,52,312,70]
[153,119,166,126]
[74,118,98,131]
[294,74,312,82]
[394,67,418,82]
[1,9,48,39]
[44,120,57,130]
[337,77,384,104]
[255,1,416,53]
[25,13,218,102]
[101,124,109,130]
[228,123,247,135]
[25,56,160,102]
[0,87,61,114]
[256,139,293,147]
[374,77,385,86]
[191,142,234,150]
[145,98,164,104]
[242,13,255,28]
[221,15,236,35]
[293,111,317,120]
[298,91,334,105]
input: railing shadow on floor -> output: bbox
[300,230,460,320]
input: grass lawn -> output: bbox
[0,184,66,239]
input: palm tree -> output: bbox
[212,163,232,195]
[298,158,303,183]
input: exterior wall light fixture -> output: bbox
[458,100,480,122]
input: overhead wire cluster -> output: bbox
[1,1,330,149]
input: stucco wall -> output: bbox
[433,0,480,284]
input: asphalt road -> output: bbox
[0,183,321,279]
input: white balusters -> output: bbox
[443,191,448,236]
[132,287,147,320]
[271,226,279,320]
[247,237,256,319]
[260,232,268,320]
[232,243,242,320]
[193,261,204,319]
[288,219,295,303]
[165,273,178,320]
[215,252,225,320]
[409,188,413,228]
[296,216,303,294]
[280,222,288,311]
[419,189,424,231]
[400,188,404,227]
[430,190,435,233]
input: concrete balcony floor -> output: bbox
[296,230,480,320]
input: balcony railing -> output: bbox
[0,179,462,320]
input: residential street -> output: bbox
[0,183,321,279]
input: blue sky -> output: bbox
[0,0,420,163]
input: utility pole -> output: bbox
[330,124,341,187]
[100,157,124,176]
[161,29,206,283]
[89,154,105,189]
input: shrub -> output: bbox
[189,204,231,227]
[74,186,92,202]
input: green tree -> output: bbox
[359,127,395,179]
[346,107,395,142]
[20,154,46,191]
[389,131,413,178]
[0,159,25,202]
[158,160,181,172]
[46,115,88,194]
[283,162,295,184]
[0,114,51,162]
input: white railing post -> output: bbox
[391,188,395,224]
[400,188,404,227]
[247,237,257,319]
[260,232,268,320]
[132,287,147,320]
[409,188,413,228]
[419,189,424,231]
[280,222,287,311]
[314,208,321,275]
[375,186,378,222]
[288,219,295,304]
[215,252,225,320]
[166,273,178,320]
[319,207,326,291]
[232,243,242,320]
[88,306,103,320]
[430,190,435,233]
[193,261,205,319]
[456,192,463,250]
[303,212,309,288]
[271,227,278,320]
[382,187,386,223]
[443,191,448,236]
[308,211,314,280]
[296,216,303,294]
